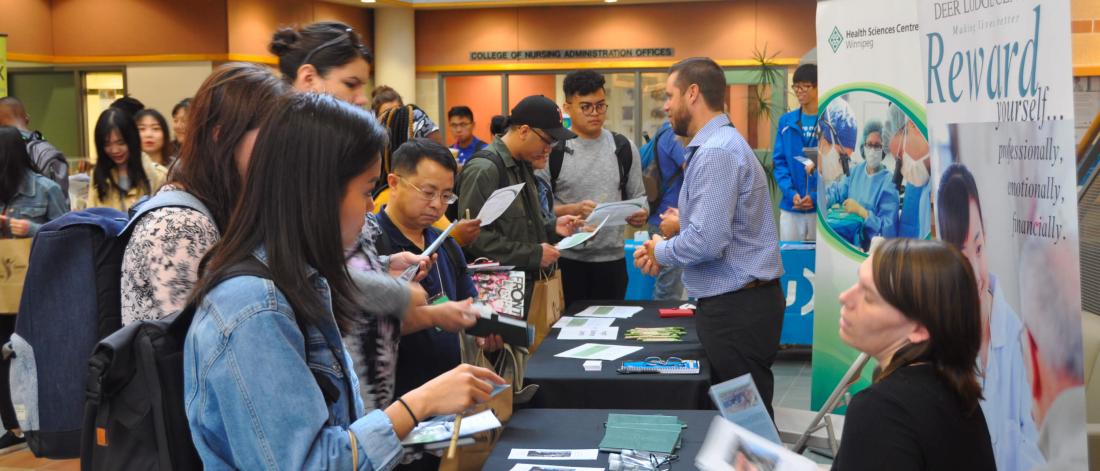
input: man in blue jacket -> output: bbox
[772,64,818,241]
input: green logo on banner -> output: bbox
[828,27,844,53]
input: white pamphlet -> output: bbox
[709,373,782,444]
[507,449,600,461]
[586,197,646,227]
[400,409,501,446]
[557,327,619,341]
[556,216,609,250]
[477,183,526,226]
[575,305,643,319]
[554,343,642,361]
[695,416,816,471]
[552,316,616,329]
[510,465,604,471]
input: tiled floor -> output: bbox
[773,355,814,410]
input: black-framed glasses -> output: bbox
[650,452,678,470]
[396,175,458,204]
[531,128,558,148]
[792,83,815,92]
[571,101,609,116]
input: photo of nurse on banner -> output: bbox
[817,91,932,254]
[930,121,1087,470]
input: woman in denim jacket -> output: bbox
[0,126,68,238]
[184,94,504,470]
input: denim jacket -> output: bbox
[1,169,68,237]
[184,247,404,470]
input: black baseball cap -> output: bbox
[508,95,577,142]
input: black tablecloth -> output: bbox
[525,301,714,410]
[483,408,718,470]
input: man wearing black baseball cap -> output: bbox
[457,95,584,309]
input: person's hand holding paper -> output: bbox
[555,215,585,236]
[586,197,647,227]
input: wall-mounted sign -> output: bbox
[470,48,674,61]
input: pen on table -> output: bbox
[447,413,462,459]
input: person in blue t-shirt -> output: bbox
[772,64,819,241]
[447,106,487,165]
[646,120,688,300]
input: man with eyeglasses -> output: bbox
[536,70,647,307]
[458,95,585,310]
[772,63,819,242]
[447,106,487,165]
[376,140,505,471]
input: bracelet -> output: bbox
[396,397,419,427]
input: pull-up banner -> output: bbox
[812,0,928,414]
[920,1,1086,469]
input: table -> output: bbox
[524,301,714,410]
[483,409,719,470]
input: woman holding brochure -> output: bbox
[830,238,995,471]
[183,94,505,470]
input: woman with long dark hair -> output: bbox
[0,125,67,448]
[0,126,67,238]
[832,238,996,470]
[85,107,166,212]
[184,93,503,469]
[121,63,290,325]
[134,108,173,168]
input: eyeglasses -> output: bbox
[396,175,458,205]
[449,121,473,129]
[570,101,609,116]
[531,128,558,148]
[643,356,685,365]
[863,143,883,151]
[792,83,815,92]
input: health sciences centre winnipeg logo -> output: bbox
[829,26,845,53]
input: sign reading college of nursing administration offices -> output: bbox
[469,48,674,61]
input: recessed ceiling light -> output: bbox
[361,0,375,3]
[605,0,618,3]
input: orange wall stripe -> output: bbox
[416,58,802,73]
[7,52,277,65]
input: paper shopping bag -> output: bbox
[0,238,32,314]
[527,269,564,353]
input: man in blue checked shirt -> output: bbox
[634,57,784,417]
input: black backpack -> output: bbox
[80,257,343,470]
[548,131,633,200]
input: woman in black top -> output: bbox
[832,238,996,471]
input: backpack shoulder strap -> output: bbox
[611,132,633,200]
[467,148,509,189]
[548,141,567,193]
[123,190,213,236]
